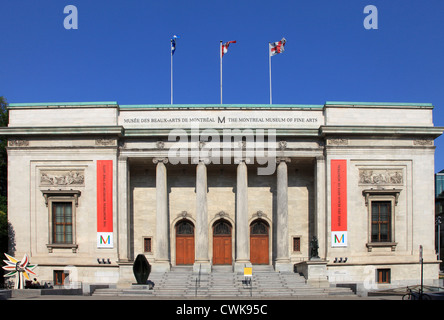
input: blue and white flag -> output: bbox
[171,35,179,55]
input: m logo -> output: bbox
[97,232,113,248]
[331,231,347,247]
[334,234,344,243]
[100,235,110,244]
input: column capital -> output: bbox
[192,157,210,164]
[276,157,291,164]
[153,157,169,164]
[234,157,252,164]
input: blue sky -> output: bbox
[1,0,444,171]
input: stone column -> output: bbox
[275,158,292,272]
[314,156,326,259]
[235,159,251,273]
[153,157,170,272]
[194,159,211,273]
[117,156,130,262]
[117,156,133,285]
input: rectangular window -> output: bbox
[52,202,73,244]
[377,269,391,284]
[293,237,301,252]
[54,270,69,286]
[144,237,152,253]
[371,201,391,242]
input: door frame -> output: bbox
[212,219,233,265]
[175,219,195,265]
[250,219,270,265]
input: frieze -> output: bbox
[413,139,433,146]
[8,139,29,147]
[359,169,403,185]
[40,170,85,186]
[327,138,348,146]
[95,139,115,146]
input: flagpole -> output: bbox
[220,40,223,104]
[171,39,173,105]
[269,42,272,105]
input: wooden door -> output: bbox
[213,220,232,265]
[176,220,195,265]
[213,236,232,265]
[250,220,269,265]
[176,236,195,265]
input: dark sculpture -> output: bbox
[310,236,320,259]
[133,254,151,284]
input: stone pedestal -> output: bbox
[295,260,329,288]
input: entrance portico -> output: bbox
[125,155,312,273]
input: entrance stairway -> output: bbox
[92,265,355,298]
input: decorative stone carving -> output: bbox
[40,170,85,186]
[8,139,29,147]
[359,169,403,185]
[276,157,291,163]
[413,139,433,146]
[327,138,348,146]
[177,211,189,219]
[253,210,267,219]
[278,140,287,150]
[156,141,165,149]
[95,139,115,146]
[215,211,229,219]
[152,157,169,164]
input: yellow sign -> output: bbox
[244,267,252,277]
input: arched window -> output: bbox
[176,220,194,235]
[213,220,231,235]
[250,220,269,235]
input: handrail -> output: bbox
[195,264,201,297]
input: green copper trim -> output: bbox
[119,104,324,110]
[325,101,434,108]
[8,101,118,108]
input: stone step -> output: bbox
[92,268,355,298]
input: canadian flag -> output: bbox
[270,37,286,56]
[221,40,237,57]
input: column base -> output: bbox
[234,261,252,274]
[117,261,134,288]
[193,261,212,274]
[274,260,293,273]
[151,260,171,273]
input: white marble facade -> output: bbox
[1,101,443,291]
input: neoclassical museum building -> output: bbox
[1,101,442,290]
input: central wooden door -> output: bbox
[176,220,195,265]
[250,220,269,265]
[213,220,232,265]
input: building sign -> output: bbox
[119,110,323,129]
[331,160,347,247]
[97,160,113,248]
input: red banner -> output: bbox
[331,160,347,232]
[97,160,113,233]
